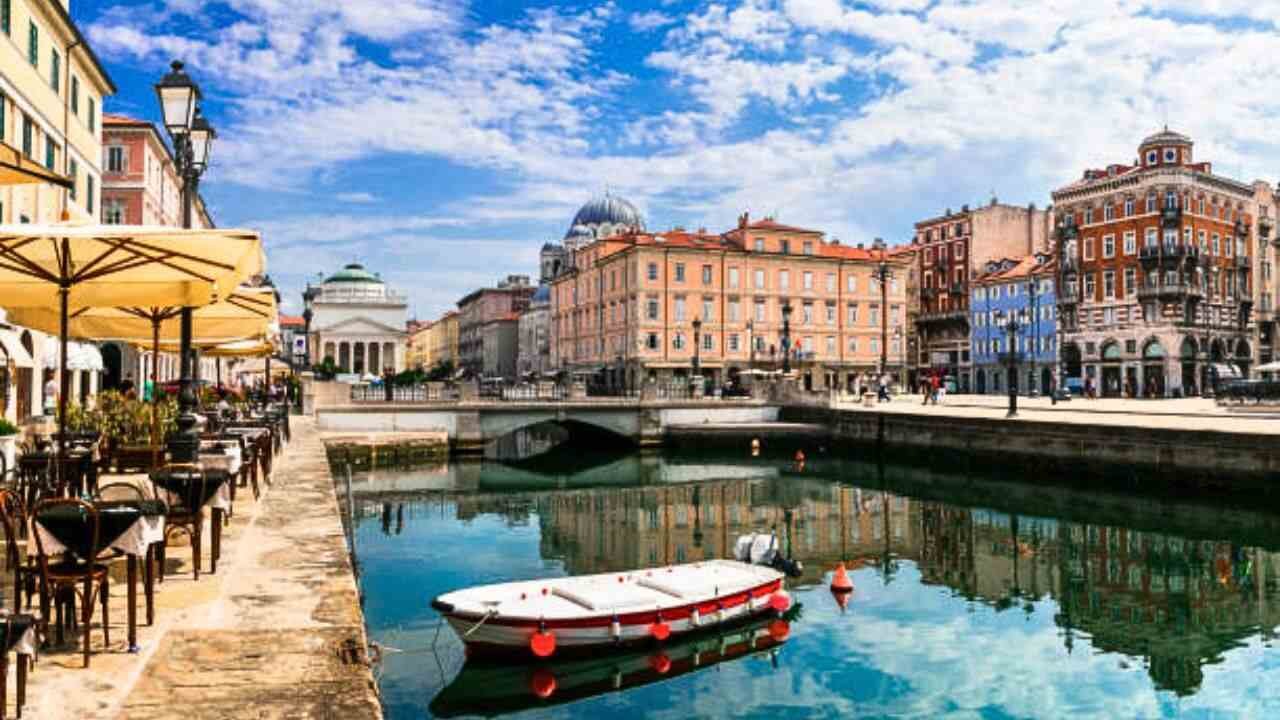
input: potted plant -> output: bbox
[0,417,17,475]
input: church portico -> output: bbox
[307,263,408,377]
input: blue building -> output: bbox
[970,254,1057,395]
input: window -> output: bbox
[753,238,764,252]
[954,242,965,259]
[21,115,33,157]
[104,200,125,224]
[1084,207,1094,224]
[68,158,77,202]
[728,334,740,352]
[728,299,740,322]
[702,334,713,351]
[779,270,789,290]
[646,298,658,320]
[847,304,858,324]
[848,337,858,352]
[646,333,658,350]
[1084,273,1095,299]
[846,275,856,293]
[1164,148,1176,163]
[1102,235,1115,258]
[27,21,37,67]
[802,271,813,290]
[754,336,765,352]
[1146,194,1156,213]
[1212,233,1220,255]
[825,273,835,292]
[674,263,685,282]
[1,0,9,35]
[1145,227,1157,247]
[801,302,813,324]
[1104,204,1114,221]
[802,337,813,353]
[1124,198,1134,216]
[780,239,790,254]
[44,139,55,171]
[826,336,835,355]
[924,248,933,264]
[647,262,658,281]
[701,264,712,286]
[107,146,125,173]
[674,297,686,321]
[1123,231,1136,255]
[870,338,879,355]
[1146,150,1157,165]
[71,76,79,116]
[1083,237,1095,260]
[754,299,766,322]
[1165,190,1176,209]
[891,304,901,325]
[1103,270,1115,299]
[87,97,96,132]
[50,49,60,93]
[825,302,835,325]
[1124,268,1136,295]
[673,333,685,350]
[754,269,765,289]
[87,174,94,214]
[702,298,713,321]
[869,305,880,326]
[802,241,814,256]
[728,267,740,289]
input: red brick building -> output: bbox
[1051,130,1264,396]
[912,202,1050,391]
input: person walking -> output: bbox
[877,373,890,403]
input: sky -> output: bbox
[72,0,1280,320]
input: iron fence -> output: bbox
[349,384,459,403]
[1217,380,1280,404]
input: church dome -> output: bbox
[324,262,383,284]
[564,194,645,242]
[1139,128,1192,148]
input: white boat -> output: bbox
[431,534,799,659]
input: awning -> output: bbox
[42,339,103,371]
[0,141,73,188]
[0,327,33,368]
[1211,363,1243,380]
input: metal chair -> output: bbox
[0,490,37,612]
[31,498,111,668]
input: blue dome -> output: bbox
[532,285,551,303]
[564,194,645,241]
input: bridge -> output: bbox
[307,385,782,452]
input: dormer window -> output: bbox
[1146,150,1157,165]
[1163,148,1176,163]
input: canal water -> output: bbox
[349,445,1280,719]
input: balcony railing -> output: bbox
[1162,206,1182,228]
[1059,258,1078,274]
[949,283,966,296]
[1235,255,1251,269]
[1058,285,1079,303]
[1137,282,1203,301]
[918,308,969,324]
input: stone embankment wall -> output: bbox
[784,406,1280,487]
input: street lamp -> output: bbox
[996,310,1023,418]
[692,317,703,380]
[872,238,893,378]
[155,60,215,464]
[1027,277,1040,397]
[302,286,315,368]
[781,303,793,374]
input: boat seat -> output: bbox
[551,584,654,612]
[638,566,756,600]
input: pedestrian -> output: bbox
[877,373,890,403]
[922,375,932,405]
[936,375,946,404]
[42,369,57,416]
[1050,375,1058,405]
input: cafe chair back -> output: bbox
[30,498,111,668]
[149,463,208,582]
[0,490,37,612]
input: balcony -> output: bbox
[1138,245,1162,268]
[1161,206,1182,228]
[1138,282,1203,302]
[917,307,969,325]
[1058,284,1079,305]
[1235,219,1251,238]
[1235,255,1251,270]
[1260,217,1273,240]
[921,288,939,301]
[949,283,966,296]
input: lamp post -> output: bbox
[781,303,793,374]
[871,238,893,378]
[302,286,315,368]
[691,317,703,380]
[155,60,215,464]
[1027,277,1040,397]
[997,310,1023,418]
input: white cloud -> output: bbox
[335,192,379,204]
[629,10,676,32]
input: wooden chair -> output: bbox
[31,498,110,668]
[149,464,208,582]
[0,490,37,612]
[0,614,36,719]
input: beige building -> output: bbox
[406,320,432,370]
[0,0,115,422]
[551,213,911,392]
[308,263,408,376]
[426,311,459,369]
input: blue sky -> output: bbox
[73,0,1280,319]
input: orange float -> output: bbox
[530,626,557,658]
[649,651,672,674]
[768,619,791,642]
[530,668,557,699]
[769,591,791,612]
[831,563,854,593]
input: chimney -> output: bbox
[945,207,952,216]
[738,212,749,229]
[856,243,864,249]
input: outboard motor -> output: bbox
[735,533,804,578]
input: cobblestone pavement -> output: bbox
[22,416,381,720]
[831,394,1280,434]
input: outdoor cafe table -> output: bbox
[224,426,272,481]
[18,448,95,505]
[200,441,243,507]
[149,468,233,574]
[31,500,166,652]
[0,613,38,717]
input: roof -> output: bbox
[724,216,823,236]
[45,0,117,94]
[974,254,1055,285]
[277,314,305,327]
[565,194,645,240]
[103,113,151,128]
[324,263,383,284]
[1140,128,1192,147]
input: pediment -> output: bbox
[316,316,406,335]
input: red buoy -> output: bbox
[649,652,672,674]
[530,668,557,699]
[833,590,851,612]
[530,628,557,658]
[768,619,790,642]
[769,592,791,613]
[650,620,671,641]
[831,563,854,593]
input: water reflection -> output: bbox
[352,454,1280,718]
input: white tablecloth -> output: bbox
[33,512,165,558]
[199,444,242,476]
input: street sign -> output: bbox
[292,336,306,356]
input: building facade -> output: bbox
[405,319,432,370]
[551,213,911,391]
[457,276,534,380]
[1052,130,1259,397]
[426,311,458,370]
[0,0,114,421]
[913,202,1050,392]
[517,285,552,377]
[101,112,211,228]
[970,253,1057,395]
[307,263,407,376]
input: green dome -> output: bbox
[324,263,383,284]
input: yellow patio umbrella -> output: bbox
[0,141,73,188]
[0,223,264,474]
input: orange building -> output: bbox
[550,213,911,391]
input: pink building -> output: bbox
[101,113,211,227]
